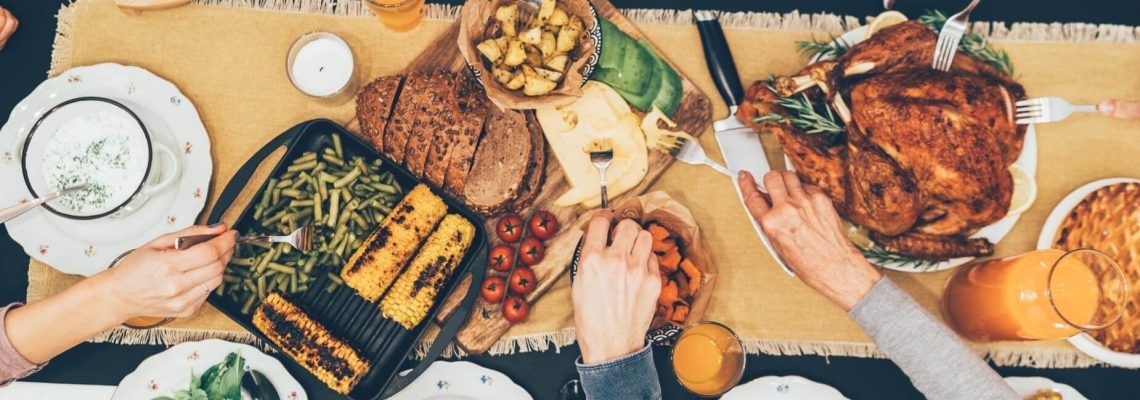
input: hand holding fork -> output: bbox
[1017,98,1140,124]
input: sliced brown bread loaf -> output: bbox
[404,70,456,178]
[511,112,547,212]
[383,71,430,162]
[463,107,532,215]
[423,74,474,189]
[355,75,403,152]
[443,80,491,197]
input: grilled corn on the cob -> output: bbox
[253,292,370,394]
[342,184,447,301]
[380,214,475,329]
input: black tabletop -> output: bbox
[2,1,1139,399]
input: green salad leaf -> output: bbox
[151,351,245,400]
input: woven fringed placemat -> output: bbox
[30,0,1140,367]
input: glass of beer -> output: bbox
[943,249,1128,342]
[670,321,745,397]
[364,0,425,32]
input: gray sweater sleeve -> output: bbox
[849,277,1019,400]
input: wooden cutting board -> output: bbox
[347,0,711,354]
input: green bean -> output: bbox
[287,159,318,172]
[223,275,242,283]
[327,190,340,228]
[277,242,292,256]
[290,273,298,293]
[311,190,323,223]
[291,176,308,190]
[298,283,309,292]
[259,178,278,208]
[244,279,257,293]
[332,134,344,158]
[290,199,314,208]
[272,188,281,205]
[335,233,350,257]
[256,275,267,300]
[391,179,403,193]
[322,153,345,167]
[240,293,257,315]
[261,210,287,227]
[255,248,276,273]
[230,257,254,267]
[325,282,339,293]
[327,273,344,285]
[359,175,372,184]
[293,152,318,164]
[312,162,326,175]
[280,188,303,199]
[352,213,369,231]
[303,255,317,273]
[266,262,296,274]
[276,178,293,188]
[369,182,398,194]
[333,168,361,189]
[372,202,393,214]
[215,282,225,296]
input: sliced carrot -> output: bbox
[679,259,701,293]
[658,247,681,272]
[647,223,670,242]
[656,304,669,319]
[660,274,669,287]
[671,303,690,324]
[675,271,691,300]
[652,237,676,253]
[657,280,678,307]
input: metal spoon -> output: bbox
[241,369,280,400]
[0,183,90,224]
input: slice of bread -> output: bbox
[404,70,456,178]
[355,75,404,152]
[510,112,547,212]
[463,106,532,215]
[443,79,491,197]
[383,71,430,162]
[422,73,472,189]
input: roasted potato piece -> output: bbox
[493,66,515,84]
[524,45,543,68]
[539,31,557,57]
[542,24,560,35]
[544,54,569,72]
[520,26,543,45]
[556,21,581,53]
[495,4,518,37]
[477,39,503,63]
[547,8,569,26]
[534,67,563,82]
[522,66,557,96]
[503,39,526,67]
[504,71,526,90]
[538,0,556,23]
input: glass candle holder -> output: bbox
[286,31,358,104]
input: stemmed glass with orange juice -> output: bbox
[671,321,746,397]
[943,249,1128,342]
[364,0,426,32]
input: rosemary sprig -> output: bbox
[774,93,845,135]
[918,10,1015,76]
[859,245,942,271]
[795,35,851,60]
[752,113,785,124]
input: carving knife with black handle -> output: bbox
[695,10,794,276]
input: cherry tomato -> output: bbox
[518,237,545,266]
[480,277,506,303]
[528,210,561,240]
[503,295,530,323]
[496,214,524,243]
[488,244,515,272]
[509,266,537,295]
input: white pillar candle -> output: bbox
[288,33,355,98]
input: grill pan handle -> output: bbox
[381,245,489,397]
[207,121,307,225]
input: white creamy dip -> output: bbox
[41,111,148,214]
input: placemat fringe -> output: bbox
[413,327,578,359]
[985,348,1104,369]
[89,326,266,349]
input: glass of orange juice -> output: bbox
[109,250,175,329]
[670,321,745,397]
[364,0,426,32]
[943,249,1128,342]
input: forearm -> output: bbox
[576,344,662,400]
[5,276,126,364]
[850,277,1018,400]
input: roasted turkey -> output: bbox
[738,21,1027,260]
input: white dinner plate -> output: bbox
[113,339,306,400]
[788,24,1038,273]
[1036,177,1140,368]
[0,63,212,276]
[1004,376,1088,399]
[720,375,848,400]
[385,361,532,400]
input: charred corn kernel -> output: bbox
[380,214,475,329]
[341,185,447,301]
[253,293,370,395]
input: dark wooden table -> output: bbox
[2,1,1139,398]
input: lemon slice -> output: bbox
[1007,164,1037,216]
[864,11,908,39]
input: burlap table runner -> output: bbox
[29,0,1140,367]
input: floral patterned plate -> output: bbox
[0,63,211,276]
[1004,377,1087,399]
[385,361,531,400]
[720,376,848,400]
[113,339,305,400]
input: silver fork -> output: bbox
[587,139,615,209]
[1015,97,1098,125]
[932,0,981,71]
[653,136,735,179]
[174,226,314,252]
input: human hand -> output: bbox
[740,171,881,311]
[95,223,238,320]
[0,6,17,51]
[572,210,661,364]
[1098,100,1140,120]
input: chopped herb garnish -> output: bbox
[795,35,851,60]
[918,10,1014,76]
